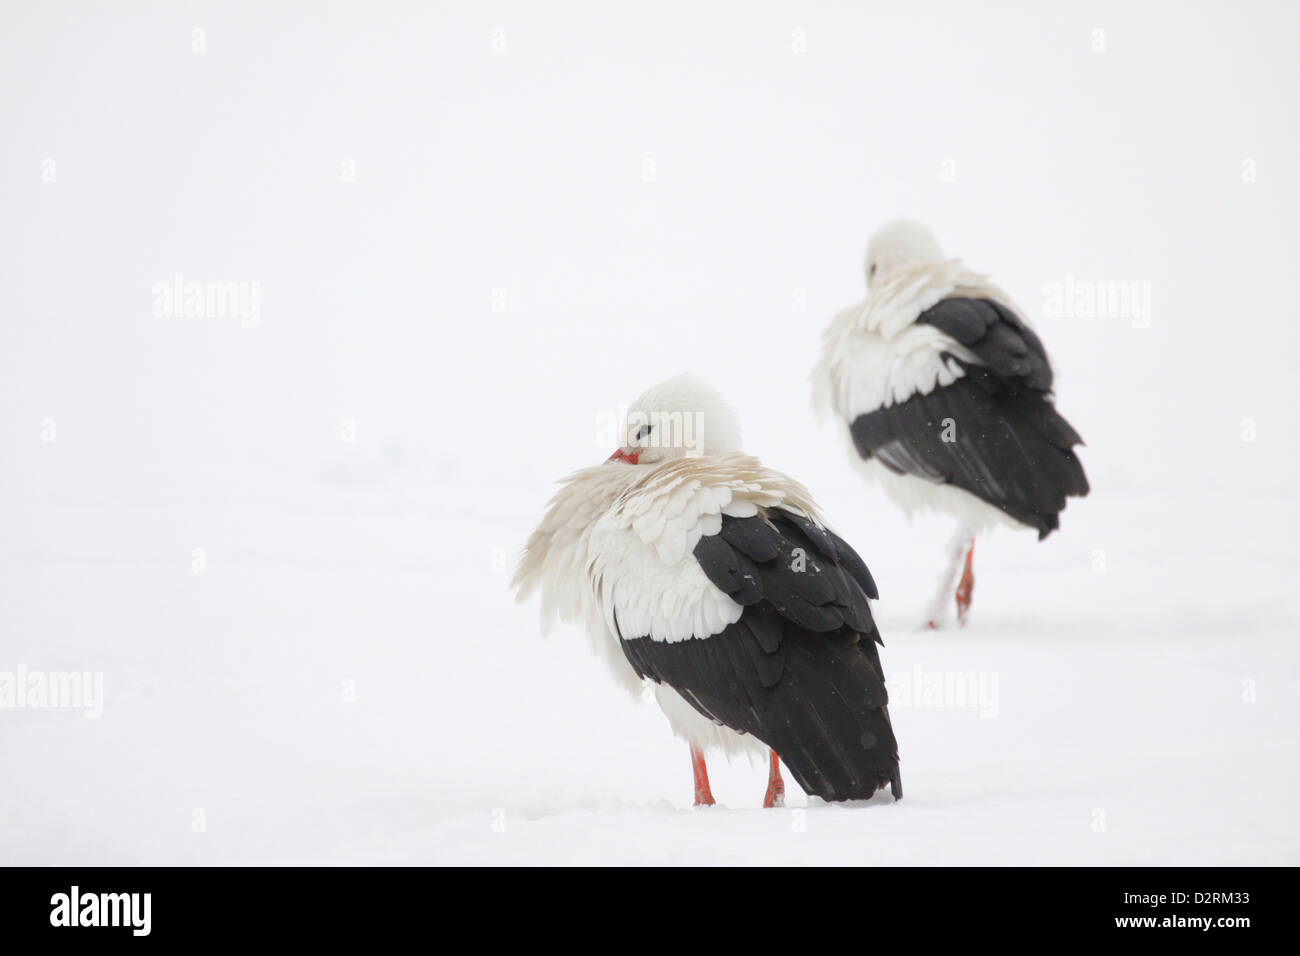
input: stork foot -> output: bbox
[690,744,716,807]
[954,538,975,627]
[924,526,975,630]
[762,749,785,808]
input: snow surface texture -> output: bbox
[2,2,1298,865]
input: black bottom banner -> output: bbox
[0,865,1280,943]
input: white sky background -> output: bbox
[1,2,1298,864]
[2,1,1296,498]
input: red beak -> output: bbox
[608,449,639,464]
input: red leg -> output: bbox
[925,526,974,629]
[762,749,785,808]
[690,744,716,807]
[955,537,975,626]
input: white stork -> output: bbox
[813,219,1089,627]
[513,375,901,807]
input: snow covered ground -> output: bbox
[3,479,1296,865]
[2,2,1298,865]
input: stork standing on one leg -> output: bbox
[513,375,901,806]
[812,220,1089,628]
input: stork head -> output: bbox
[607,373,742,466]
[865,218,945,290]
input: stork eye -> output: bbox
[869,263,877,279]
[635,424,652,441]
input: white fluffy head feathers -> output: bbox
[610,374,743,465]
[865,219,946,290]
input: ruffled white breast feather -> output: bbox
[812,258,1028,421]
[512,454,824,698]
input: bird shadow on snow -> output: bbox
[500,789,908,820]
[799,791,902,810]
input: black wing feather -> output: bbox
[918,296,1052,391]
[620,511,901,802]
[850,296,1089,538]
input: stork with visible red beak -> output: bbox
[813,220,1090,628]
[513,375,901,806]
